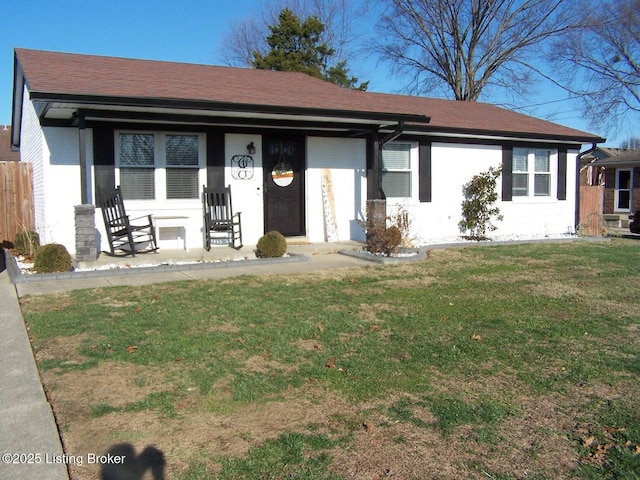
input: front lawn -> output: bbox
[21,240,640,479]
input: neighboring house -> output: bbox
[580,147,640,228]
[0,126,20,162]
[11,48,605,258]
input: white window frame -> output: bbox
[115,131,206,203]
[381,142,417,199]
[512,148,557,201]
[614,168,632,212]
[117,132,156,200]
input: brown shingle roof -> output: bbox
[591,148,640,165]
[15,48,603,143]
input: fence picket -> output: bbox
[0,162,34,245]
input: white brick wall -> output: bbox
[307,137,367,243]
[19,87,47,242]
[225,134,265,246]
[389,142,579,243]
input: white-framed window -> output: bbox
[382,143,412,198]
[119,133,156,200]
[165,134,200,199]
[116,132,203,201]
[512,148,555,198]
[615,168,632,212]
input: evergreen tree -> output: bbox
[253,8,367,90]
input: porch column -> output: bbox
[78,114,91,204]
[76,113,98,261]
[74,204,97,262]
[367,131,385,200]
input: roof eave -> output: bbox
[401,124,605,145]
[11,53,25,148]
[591,159,640,167]
[29,91,432,126]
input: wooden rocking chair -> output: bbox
[98,186,158,256]
[203,185,243,250]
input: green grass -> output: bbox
[176,433,344,480]
[21,239,640,479]
[89,391,177,418]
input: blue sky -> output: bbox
[1,0,626,146]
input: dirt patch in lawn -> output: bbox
[20,292,76,314]
[357,302,397,323]
[41,361,172,416]
[44,357,590,480]
[242,355,299,374]
[32,333,96,366]
[32,307,591,480]
[54,381,362,480]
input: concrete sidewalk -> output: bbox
[0,270,68,480]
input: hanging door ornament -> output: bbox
[271,142,294,187]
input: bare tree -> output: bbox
[622,137,640,149]
[550,0,639,131]
[219,16,266,67]
[375,0,575,101]
[218,0,364,71]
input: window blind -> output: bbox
[120,168,155,200]
[166,169,199,199]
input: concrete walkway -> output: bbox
[11,242,372,296]
[0,270,68,480]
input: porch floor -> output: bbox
[77,240,365,270]
[14,240,370,297]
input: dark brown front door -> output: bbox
[263,135,305,236]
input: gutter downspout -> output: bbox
[77,113,90,204]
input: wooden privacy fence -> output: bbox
[0,161,34,245]
[579,185,604,236]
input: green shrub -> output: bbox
[256,231,287,258]
[360,202,411,256]
[382,226,403,256]
[459,165,503,240]
[34,243,73,273]
[14,230,40,257]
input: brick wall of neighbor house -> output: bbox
[0,127,20,162]
[604,167,640,214]
[604,169,615,214]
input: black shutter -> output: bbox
[206,131,225,188]
[418,140,432,202]
[366,132,382,199]
[557,147,567,200]
[93,127,115,205]
[502,145,513,202]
